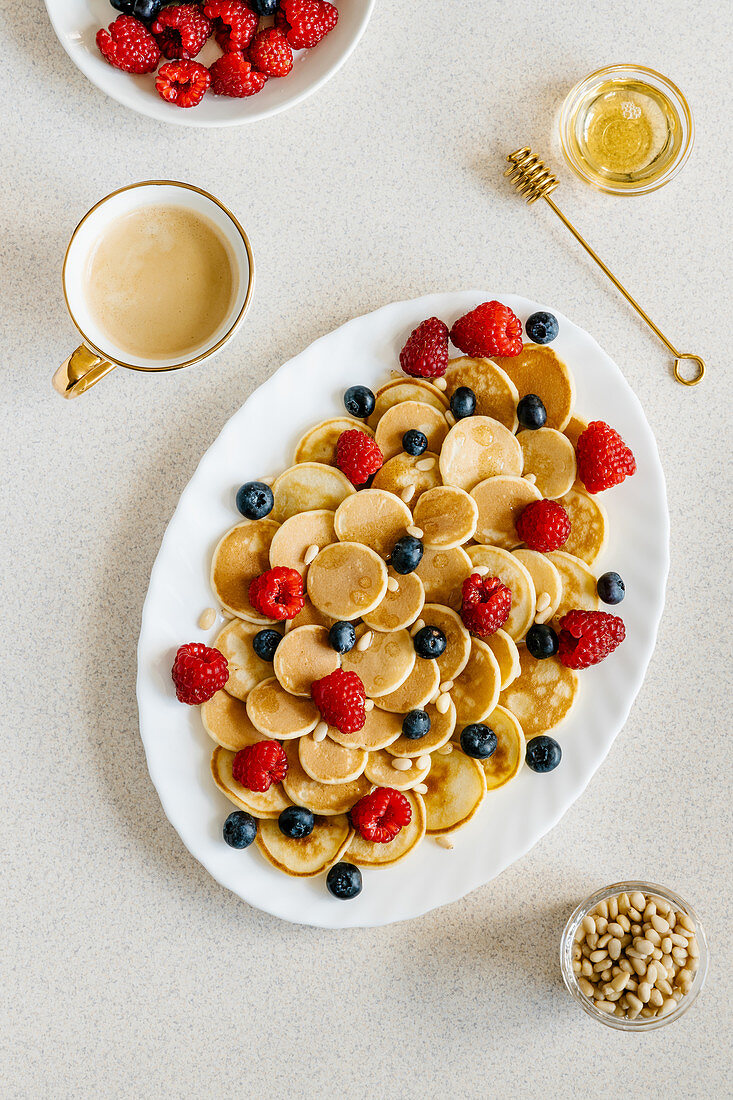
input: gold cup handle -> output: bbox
[53,346,117,398]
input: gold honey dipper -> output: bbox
[505,147,706,386]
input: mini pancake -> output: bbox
[440,416,523,492]
[484,628,520,690]
[416,545,472,609]
[342,625,416,697]
[499,649,579,736]
[347,790,426,866]
[273,625,340,696]
[211,746,291,818]
[334,489,412,559]
[366,379,449,429]
[493,344,575,431]
[374,656,441,713]
[282,740,371,815]
[307,541,388,620]
[412,486,478,549]
[372,450,442,504]
[563,414,588,450]
[480,706,524,791]
[375,400,449,461]
[386,697,456,756]
[298,735,368,784]
[213,618,281,701]
[547,550,600,620]
[271,462,354,522]
[517,428,577,499]
[467,545,536,640]
[362,568,425,633]
[294,417,373,465]
[513,549,562,624]
[201,690,266,752]
[269,509,336,577]
[420,603,470,681]
[422,750,487,834]
[444,356,519,431]
[328,706,403,751]
[256,815,353,877]
[246,677,320,738]
[450,637,502,726]
[471,475,542,549]
[364,749,431,790]
[211,519,280,624]
[559,486,608,565]
[284,599,334,633]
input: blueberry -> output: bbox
[597,571,625,605]
[460,723,498,759]
[278,806,315,839]
[525,735,562,773]
[450,386,476,420]
[516,393,547,431]
[326,861,363,900]
[111,0,164,19]
[329,621,357,653]
[236,481,274,520]
[223,811,257,849]
[413,626,446,660]
[402,709,431,740]
[525,311,559,344]
[402,429,428,456]
[525,624,559,660]
[252,629,281,661]
[390,535,424,575]
[344,385,376,419]
[249,0,279,13]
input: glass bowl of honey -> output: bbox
[559,64,694,195]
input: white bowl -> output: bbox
[136,291,669,928]
[44,1,374,128]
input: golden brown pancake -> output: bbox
[493,344,575,430]
[294,417,373,465]
[210,519,280,624]
[412,485,478,549]
[439,416,523,492]
[444,356,519,431]
[256,815,353,876]
[306,541,388,620]
[499,648,578,736]
[271,462,354,522]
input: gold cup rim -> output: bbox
[558,63,695,196]
[62,179,255,372]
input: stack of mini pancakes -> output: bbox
[202,345,608,877]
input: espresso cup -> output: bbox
[53,180,254,398]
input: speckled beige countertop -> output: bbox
[2,2,732,1096]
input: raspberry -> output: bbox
[282,0,338,49]
[248,566,304,620]
[557,610,626,669]
[249,28,294,77]
[515,499,571,552]
[399,317,449,378]
[460,573,512,637]
[576,421,636,494]
[171,642,229,704]
[311,669,366,734]
[151,4,212,59]
[96,15,161,74]
[450,301,523,358]
[209,54,268,96]
[335,429,383,486]
[204,1,258,52]
[232,740,288,792]
[156,59,211,107]
[350,788,412,844]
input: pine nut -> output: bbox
[630,891,646,910]
[433,377,448,391]
[651,947,663,960]
[436,693,451,714]
[634,938,654,956]
[608,922,624,937]
[437,743,453,755]
[687,937,700,959]
[410,619,426,636]
[640,1007,657,1019]
[597,933,611,948]
[435,835,453,849]
[626,992,642,1012]
[473,565,490,576]
[662,953,673,970]
[661,937,672,954]
[678,913,696,933]
[677,968,693,987]
[631,957,647,976]
[416,755,431,769]
[659,997,677,1017]
[669,932,688,948]
[586,932,599,949]
[604,988,622,1002]
[631,922,642,934]
[406,525,424,538]
[649,988,663,1007]
[628,908,642,922]
[416,457,436,472]
[387,576,400,593]
[601,969,612,982]
[595,917,608,934]
[439,680,454,693]
[356,630,374,651]
[654,898,672,916]
[581,960,593,977]
[198,607,217,630]
[445,411,456,427]
[626,947,644,961]
[626,1002,642,1020]
[593,960,610,973]
[618,893,630,913]
[611,971,630,992]
[597,901,609,919]
[400,485,416,504]
[578,978,594,998]
[589,949,608,963]
[654,961,667,982]
[313,721,329,742]
[304,543,320,566]
[595,1000,616,1014]
[608,939,622,960]
[608,897,619,919]
[618,958,633,974]
[643,901,657,920]
[645,929,661,946]
[617,914,631,932]
[536,592,551,613]
[672,947,688,965]
[414,782,428,794]
[524,472,537,484]
[392,757,413,771]
[656,978,672,997]
[645,963,657,986]
[364,699,374,712]
[638,982,651,1003]
[650,914,670,934]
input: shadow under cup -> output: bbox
[56,180,254,396]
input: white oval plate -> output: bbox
[137,291,668,927]
[45,1,374,128]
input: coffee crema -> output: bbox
[84,204,235,361]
